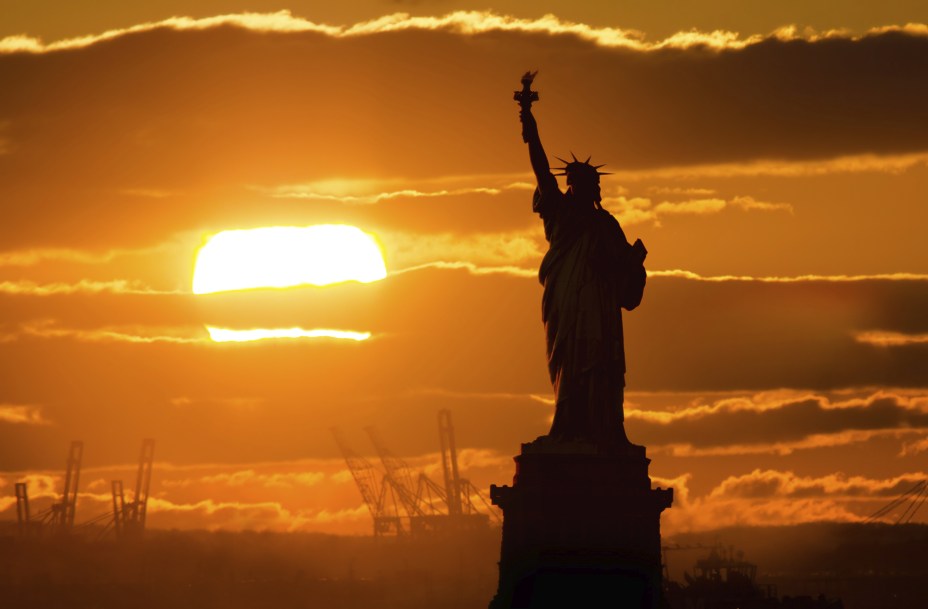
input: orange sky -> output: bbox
[0,6,927,535]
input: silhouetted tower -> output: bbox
[332,428,405,536]
[111,439,155,538]
[15,482,31,536]
[49,441,83,533]
[438,409,463,517]
[130,438,155,532]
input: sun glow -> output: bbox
[206,326,371,343]
[193,225,387,294]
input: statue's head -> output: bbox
[555,154,609,209]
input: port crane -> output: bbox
[70,439,156,539]
[15,441,83,536]
[334,409,500,537]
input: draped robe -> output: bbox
[533,180,646,448]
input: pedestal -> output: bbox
[489,438,673,609]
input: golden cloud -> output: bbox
[5,11,927,56]
[390,260,538,279]
[262,182,533,204]
[381,229,544,272]
[0,279,172,296]
[648,270,928,282]
[657,470,888,533]
[899,435,928,456]
[0,244,170,268]
[604,193,793,227]
[709,468,927,500]
[655,429,924,457]
[11,474,59,498]
[144,497,371,533]
[162,469,326,489]
[6,320,207,345]
[612,152,928,181]
[628,390,928,425]
[855,331,928,347]
[0,404,49,425]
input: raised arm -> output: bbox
[520,107,557,193]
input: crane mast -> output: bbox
[15,482,31,536]
[50,441,83,533]
[131,438,155,533]
[111,439,155,538]
[438,409,463,517]
[111,480,126,538]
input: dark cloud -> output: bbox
[628,276,928,391]
[1,271,928,469]
[627,392,928,452]
[0,24,926,249]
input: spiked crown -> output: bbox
[553,152,611,182]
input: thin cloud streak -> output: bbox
[162,469,326,489]
[0,280,177,296]
[612,152,928,180]
[390,261,538,278]
[3,11,926,56]
[206,326,372,343]
[4,322,372,345]
[0,244,173,268]
[0,404,48,425]
[606,194,793,226]
[405,387,554,405]
[649,270,928,282]
[263,183,532,204]
[627,391,928,424]
[656,428,925,457]
[6,321,207,345]
[855,331,928,347]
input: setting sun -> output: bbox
[192,225,387,294]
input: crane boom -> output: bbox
[332,428,382,514]
[364,426,425,517]
[332,428,406,536]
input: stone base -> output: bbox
[489,437,673,609]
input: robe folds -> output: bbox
[533,183,646,448]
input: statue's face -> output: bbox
[566,174,601,205]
